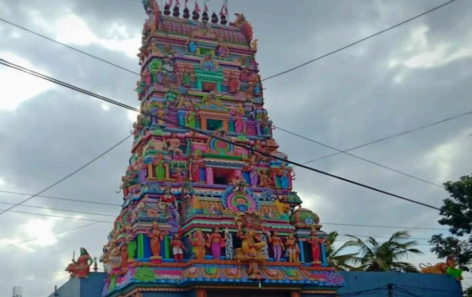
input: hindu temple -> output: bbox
[63,1,346,296]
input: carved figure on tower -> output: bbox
[267,231,284,262]
[235,214,267,261]
[307,228,326,266]
[171,234,187,263]
[147,221,167,261]
[285,234,300,263]
[65,248,94,279]
[206,227,226,260]
[96,4,346,295]
[190,230,207,260]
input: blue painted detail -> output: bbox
[143,235,151,258]
[242,172,250,184]
[200,168,205,181]
[321,243,327,266]
[298,241,305,263]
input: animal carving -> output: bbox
[419,262,447,274]
[65,263,78,278]
[251,39,258,51]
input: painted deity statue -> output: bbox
[257,169,273,187]
[267,231,285,262]
[229,72,239,93]
[185,105,196,129]
[202,54,216,71]
[237,221,266,259]
[307,230,326,265]
[160,186,179,220]
[234,115,246,133]
[147,221,167,260]
[124,227,137,263]
[278,164,295,189]
[274,196,291,217]
[152,154,166,180]
[190,230,206,260]
[285,234,300,263]
[446,255,463,281]
[65,248,94,279]
[171,234,187,263]
[168,137,183,157]
[136,158,147,184]
[206,228,226,260]
[189,152,204,182]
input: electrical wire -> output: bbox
[0,18,140,76]
[261,0,457,82]
[0,190,122,207]
[3,11,469,189]
[0,134,131,216]
[0,208,114,224]
[275,126,443,188]
[0,198,449,232]
[1,0,457,84]
[323,222,447,231]
[399,284,463,293]
[2,58,470,222]
[0,222,101,249]
[0,201,116,217]
[338,285,387,296]
[301,109,472,165]
[1,205,438,247]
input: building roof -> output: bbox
[337,272,463,297]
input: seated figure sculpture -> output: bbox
[65,247,94,279]
[235,216,266,261]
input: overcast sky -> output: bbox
[1,0,472,296]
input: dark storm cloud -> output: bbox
[0,0,472,296]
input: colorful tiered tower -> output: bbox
[95,1,345,296]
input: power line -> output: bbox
[0,134,131,216]
[0,208,114,224]
[0,190,122,207]
[1,0,457,85]
[2,59,470,222]
[0,222,101,249]
[1,207,439,248]
[323,222,448,231]
[0,198,448,232]
[0,18,140,76]
[261,0,457,82]
[275,126,443,188]
[337,234,431,241]
[2,7,466,190]
[0,201,116,217]
[301,110,472,165]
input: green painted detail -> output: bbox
[128,240,137,260]
[194,65,225,83]
[228,121,235,132]
[138,234,145,259]
[288,192,303,204]
[203,154,242,160]
[164,235,170,259]
[284,269,297,277]
[108,275,117,292]
[135,267,157,282]
[205,267,218,275]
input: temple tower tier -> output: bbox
[85,1,346,296]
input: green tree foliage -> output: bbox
[429,174,472,270]
[325,231,359,271]
[341,230,422,272]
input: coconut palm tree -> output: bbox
[325,231,359,271]
[341,230,422,272]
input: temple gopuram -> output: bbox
[66,1,346,296]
